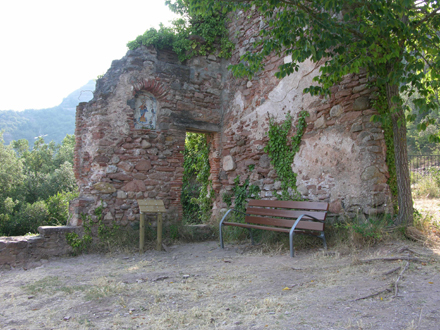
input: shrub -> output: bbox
[11,201,49,236]
[46,190,78,226]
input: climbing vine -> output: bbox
[264,111,309,200]
[370,84,398,210]
[127,1,233,62]
[223,165,260,221]
[65,204,120,254]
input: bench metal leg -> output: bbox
[289,215,304,258]
[219,209,234,249]
[289,231,295,257]
[319,231,327,250]
[248,228,255,245]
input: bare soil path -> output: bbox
[1,241,439,330]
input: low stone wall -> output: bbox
[0,226,83,270]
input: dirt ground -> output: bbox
[1,238,439,330]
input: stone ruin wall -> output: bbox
[215,10,393,218]
[71,47,226,226]
[71,11,393,227]
[0,226,83,270]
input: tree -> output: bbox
[188,0,440,226]
[54,134,76,167]
[0,132,24,209]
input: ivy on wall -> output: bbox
[127,1,233,62]
[370,84,398,209]
[264,111,309,200]
[222,166,260,221]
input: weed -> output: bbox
[328,213,395,249]
[66,204,138,254]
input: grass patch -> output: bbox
[24,276,62,294]
[24,276,88,296]
[85,277,126,300]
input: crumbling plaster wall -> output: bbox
[213,10,393,219]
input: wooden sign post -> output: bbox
[138,199,166,253]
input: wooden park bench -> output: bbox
[219,200,329,257]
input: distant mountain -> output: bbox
[0,80,95,146]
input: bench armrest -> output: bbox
[219,208,247,226]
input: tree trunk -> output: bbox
[385,82,414,226]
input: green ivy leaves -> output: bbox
[264,111,309,200]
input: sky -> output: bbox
[0,0,178,111]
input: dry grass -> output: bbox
[412,198,440,249]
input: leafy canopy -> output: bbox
[191,0,440,130]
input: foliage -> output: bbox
[0,132,24,206]
[0,133,77,236]
[223,166,260,223]
[220,170,260,242]
[127,0,234,62]
[181,132,213,223]
[232,174,261,213]
[66,214,93,255]
[371,84,398,206]
[46,191,79,225]
[331,214,394,247]
[264,111,308,200]
[0,201,49,236]
[126,24,176,51]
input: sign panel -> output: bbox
[138,199,166,213]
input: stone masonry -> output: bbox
[71,10,393,227]
[0,226,83,270]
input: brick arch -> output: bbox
[132,78,168,100]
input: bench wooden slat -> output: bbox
[246,208,326,221]
[222,222,291,233]
[245,216,325,231]
[248,199,329,211]
[223,222,325,235]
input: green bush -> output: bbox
[127,2,233,62]
[46,190,78,226]
[10,201,49,236]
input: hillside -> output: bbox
[0,80,95,146]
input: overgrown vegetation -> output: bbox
[181,132,213,224]
[371,83,398,208]
[405,90,440,154]
[220,166,260,241]
[66,204,123,255]
[411,169,440,199]
[264,112,309,200]
[0,132,77,236]
[223,170,261,213]
[127,0,233,62]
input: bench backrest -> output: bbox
[245,200,328,231]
